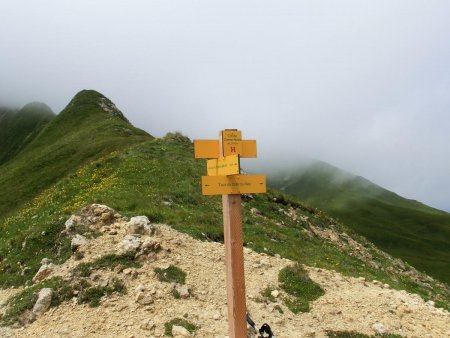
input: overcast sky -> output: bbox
[1,1,449,211]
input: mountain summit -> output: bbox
[61,90,129,123]
[0,90,151,218]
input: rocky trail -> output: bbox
[1,205,449,337]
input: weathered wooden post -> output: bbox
[194,130,266,338]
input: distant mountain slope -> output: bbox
[268,161,450,283]
[0,103,54,165]
[0,90,151,219]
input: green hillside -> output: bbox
[0,103,55,165]
[0,91,448,312]
[0,90,151,219]
[268,161,450,284]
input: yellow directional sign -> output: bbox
[222,130,242,156]
[207,155,240,176]
[201,175,266,195]
[194,140,219,159]
[194,140,257,159]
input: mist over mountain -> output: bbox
[0,102,54,165]
[265,160,450,283]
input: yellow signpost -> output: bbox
[207,154,240,176]
[194,130,266,338]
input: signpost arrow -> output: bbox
[202,175,266,195]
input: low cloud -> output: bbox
[1,0,449,211]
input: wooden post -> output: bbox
[220,131,247,338]
[194,130,266,337]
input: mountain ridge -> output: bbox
[0,90,448,336]
[0,90,151,219]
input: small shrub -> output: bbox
[326,331,405,338]
[73,251,84,260]
[278,264,324,313]
[73,253,141,277]
[154,265,186,284]
[274,305,284,314]
[261,286,277,303]
[326,331,371,338]
[164,318,198,337]
[201,232,224,243]
[77,278,126,307]
[171,288,181,299]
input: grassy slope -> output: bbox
[0,133,448,310]
[0,103,55,165]
[0,90,151,219]
[268,161,450,284]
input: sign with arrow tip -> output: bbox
[201,174,266,195]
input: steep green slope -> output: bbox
[268,161,450,283]
[0,90,151,219]
[0,103,55,165]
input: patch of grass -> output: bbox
[274,305,284,314]
[326,332,371,338]
[154,265,186,284]
[1,276,127,325]
[261,286,277,303]
[73,253,141,277]
[164,318,198,337]
[77,278,126,307]
[1,277,73,326]
[278,264,324,313]
[326,331,404,338]
[171,288,181,299]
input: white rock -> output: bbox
[119,235,142,254]
[65,215,76,230]
[174,284,190,298]
[141,319,156,331]
[140,238,161,254]
[271,290,280,298]
[40,258,52,265]
[135,284,145,293]
[32,288,53,316]
[172,325,191,337]
[32,262,56,283]
[426,300,435,307]
[71,234,88,251]
[127,216,155,235]
[372,322,387,335]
